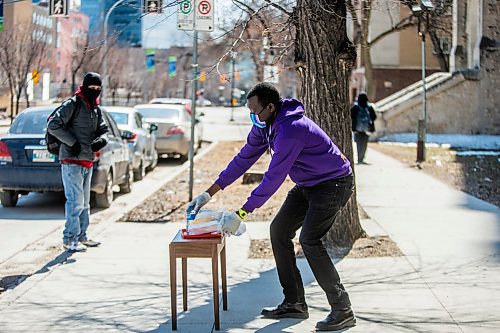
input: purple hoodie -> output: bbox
[215,98,352,213]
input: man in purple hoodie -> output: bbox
[187,82,356,331]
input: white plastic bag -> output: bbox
[187,209,246,236]
[187,210,223,235]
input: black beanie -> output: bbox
[83,72,102,87]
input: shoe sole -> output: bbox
[316,317,356,331]
[262,312,309,320]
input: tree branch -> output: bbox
[369,16,416,46]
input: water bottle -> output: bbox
[186,210,197,234]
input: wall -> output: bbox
[372,68,440,101]
[477,0,500,129]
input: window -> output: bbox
[108,112,129,125]
[134,113,142,128]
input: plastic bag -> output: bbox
[187,210,223,235]
[186,209,246,236]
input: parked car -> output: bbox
[149,98,192,114]
[0,105,133,208]
[133,104,203,159]
[104,106,158,181]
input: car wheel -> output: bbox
[133,158,146,181]
[119,164,133,194]
[146,149,158,172]
[95,171,113,208]
[0,190,19,207]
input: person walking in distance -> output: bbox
[47,72,108,252]
[187,82,357,331]
[351,92,377,164]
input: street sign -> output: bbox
[0,0,4,32]
[49,0,69,17]
[168,56,177,78]
[145,49,155,73]
[142,0,163,14]
[177,0,194,31]
[264,65,279,84]
[195,0,214,32]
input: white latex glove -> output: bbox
[186,192,211,215]
[218,211,242,235]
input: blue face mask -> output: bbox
[250,112,266,128]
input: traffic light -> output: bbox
[142,0,163,14]
[49,0,69,17]
[219,73,226,83]
[200,71,206,82]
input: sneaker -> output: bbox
[315,308,356,331]
[63,241,87,252]
[261,301,309,319]
[81,239,101,247]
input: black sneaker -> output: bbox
[261,301,309,319]
[315,308,356,331]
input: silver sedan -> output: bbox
[133,104,202,159]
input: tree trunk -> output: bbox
[294,0,365,248]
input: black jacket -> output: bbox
[351,103,377,133]
[47,97,108,160]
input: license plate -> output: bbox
[33,149,56,162]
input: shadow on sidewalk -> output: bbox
[147,260,318,333]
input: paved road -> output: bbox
[0,107,251,291]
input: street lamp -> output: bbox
[229,51,237,122]
[102,0,126,105]
[412,0,434,162]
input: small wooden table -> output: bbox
[169,230,227,330]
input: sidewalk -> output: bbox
[0,147,498,332]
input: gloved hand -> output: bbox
[186,192,211,215]
[91,137,107,152]
[218,211,242,235]
[70,141,82,155]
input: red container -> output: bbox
[181,229,222,239]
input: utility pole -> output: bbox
[230,51,236,122]
[412,1,434,162]
[188,31,198,201]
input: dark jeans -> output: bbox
[354,131,369,163]
[270,175,354,310]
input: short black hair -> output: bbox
[246,82,280,107]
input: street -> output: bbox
[0,106,251,292]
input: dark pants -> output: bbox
[354,131,369,163]
[270,175,354,310]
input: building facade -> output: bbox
[348,1,451,102]
[81,0,142,47]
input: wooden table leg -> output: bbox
[212,247,220,330]
[182,257,187,311]
[221,245,227,311]
[169,245,177,331]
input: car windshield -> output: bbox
[135,108,179,120]
[9,110,51,134]
[108,112,129,125]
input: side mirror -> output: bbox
[121,130,134,140]
[149,123,158,133]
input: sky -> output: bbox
[142,0,244,49]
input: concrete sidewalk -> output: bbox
[0,147,498,332]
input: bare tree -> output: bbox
[213,0,364,247]
[348,0,452,99]
[0,21,50,123]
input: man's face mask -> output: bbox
[83,85,101,104]
[249,104,267,129]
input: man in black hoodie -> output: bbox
[48,72,108,252]
[351,93,377,164]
